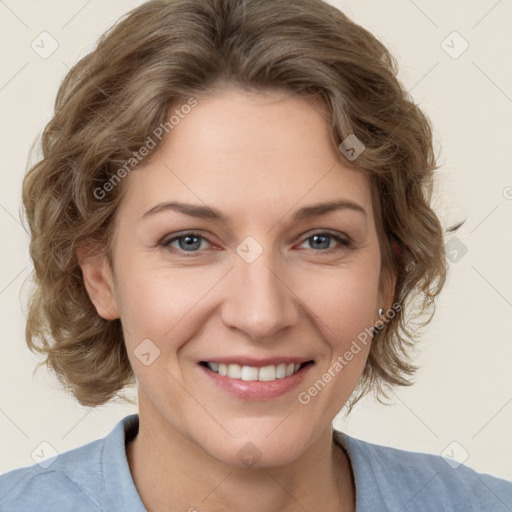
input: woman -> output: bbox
[1,0,510,510]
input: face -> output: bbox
[83,87,394,468]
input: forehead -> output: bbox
[118,89,373,223]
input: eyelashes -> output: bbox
[161,231,353,256]
[162,232,208,251]
[299,232,352,251]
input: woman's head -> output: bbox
[78,86,396,467]
[22,0,447,450]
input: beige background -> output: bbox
[0,0,511,480]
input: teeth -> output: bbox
[227,363,242,379]
[205,362,306,381]
[258,365,276,381]
[276,363,286,378]
[241,366,259,381]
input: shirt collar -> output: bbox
[102,413,146,512]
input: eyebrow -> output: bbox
[142,199,367,222]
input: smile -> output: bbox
[201,361,313,382]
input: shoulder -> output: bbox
[0,436,105,511]
[335,430,512,511]
[0,414,140,512]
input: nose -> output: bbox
[220,247,301,341]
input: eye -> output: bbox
[298,232,352,252]
[162,232,212,253]
[160,230,352,256]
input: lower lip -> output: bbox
[199,363,314,401]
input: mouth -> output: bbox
[198,358,315,400]
[199,360,314,382]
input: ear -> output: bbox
[377,264,397,320]
[76,241,119,321]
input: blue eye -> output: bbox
[163,233,210,252]
[161,231,351,255]
[299,232,351,252]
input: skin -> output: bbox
[79,87,396,512]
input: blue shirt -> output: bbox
[1,413,511,511]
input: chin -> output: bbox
[194,422,315,469]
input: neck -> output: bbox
[126,403,355,512]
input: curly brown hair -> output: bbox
[21,0,452,410]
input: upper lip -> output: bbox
[200,357,314,368]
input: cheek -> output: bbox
[113,256,222,351]
[296,264,379,411]
[292,258,381,347]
